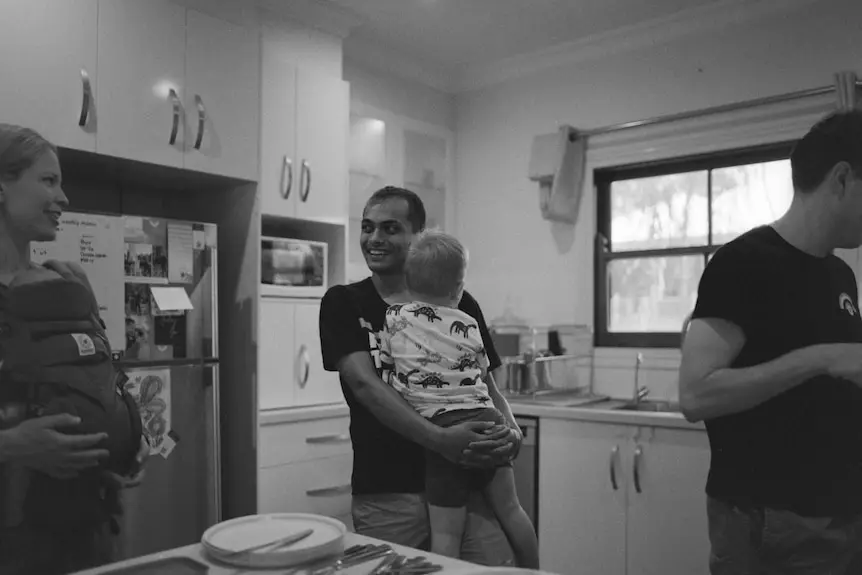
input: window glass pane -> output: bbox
[610,171,708,251]
[711,159,792,244]
[607,255,704,332]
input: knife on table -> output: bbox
[225,527,315,556]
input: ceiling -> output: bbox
[324,0,728,90]
[333,0,721,67]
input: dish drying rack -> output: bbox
[497,324,605,404]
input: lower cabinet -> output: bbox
[538,418,710,575]
[259,298,343,409]
[258,413,353,526]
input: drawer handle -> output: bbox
[168,88,181,146]
[78,68,92,127]
[633,445,643,494]
[609,444,619,491]
[281,156,293,199]
[306,484,351,497]
[306,434,350,445]
[300,160,311,202]
[193,94,206,150]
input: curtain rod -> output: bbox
[582,81,862,137]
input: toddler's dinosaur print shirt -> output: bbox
[380,301,493,418]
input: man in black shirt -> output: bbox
[680,110,862,573]
[319,186,520,564]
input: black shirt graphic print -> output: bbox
[692,225,862,516]
[318,277,502,495]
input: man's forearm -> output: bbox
[346,367,443,451]
[680,344,829,422]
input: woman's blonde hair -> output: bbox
[0,123,56,183]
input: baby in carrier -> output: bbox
[0,261,143,531]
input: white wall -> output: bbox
[343,59,456,129]
[455,0,862,328]
[262,18,343,78]
[453,1,862,398]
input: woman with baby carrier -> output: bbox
[0,124,149,574]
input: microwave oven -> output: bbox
[261,236,328,298]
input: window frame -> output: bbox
[593,141,796,348]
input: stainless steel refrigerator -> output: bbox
[31,212,221,560]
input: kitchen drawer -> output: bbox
[258,456,353,518]
[259,416,352,468]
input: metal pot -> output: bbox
[500,357,528,394]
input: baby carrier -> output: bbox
[0,273,143,530]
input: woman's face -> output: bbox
[0,150,67,243]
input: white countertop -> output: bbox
[507,399,704,431]
[256,398,703,431]
[260,403,350,425]
[73,533,485,575]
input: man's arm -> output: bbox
[484,369,522,459]
[338,352,492,461]
[318,288,494,462]
[678,317,831,422]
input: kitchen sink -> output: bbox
[506,390,610,408]
[614,399,681,413]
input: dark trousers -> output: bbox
[707,496,862,574]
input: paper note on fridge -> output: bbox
[150,286,194,313]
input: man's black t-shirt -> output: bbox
[692,225,862,517]
[318,277,502,495]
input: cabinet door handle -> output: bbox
[78,68,92,127]
[193,94,206,150]
[295,345,310,388]
[168,88,181,146]
[633,445,643,494]
[306,434,350,444]
[306,484,351,497]
[300,160,311,202]
[281,157,293,199]
[609,444,619,491]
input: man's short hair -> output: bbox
[791,109,862,192]
[363,186,426,232]
[404,229,467,299]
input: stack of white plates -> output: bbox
[201,513,346,569]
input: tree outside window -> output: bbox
[595,144,794,347]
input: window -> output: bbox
[594,143,795,348]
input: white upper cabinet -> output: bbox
[183,10,260,180]
[97,0,186,168]
[260,46,298,218]
[294,68,349,222]
[92,1,261,178]
[260,35,349,222]
[0,0,98,151]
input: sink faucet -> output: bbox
[633,353,649,406]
